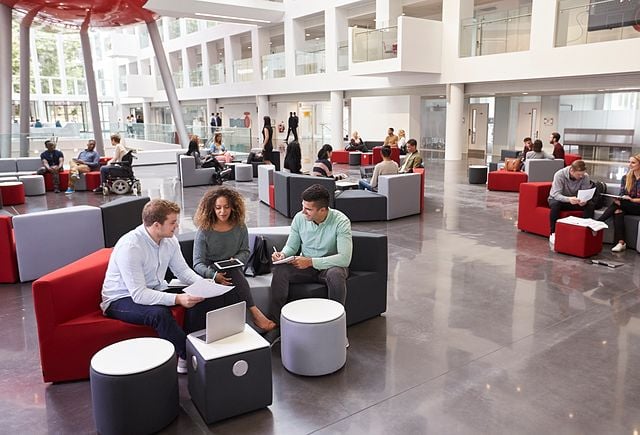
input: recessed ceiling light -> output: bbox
[315,37,320,40]
[597,89,604,92]
[247,46,251,49]
[305,33,310,36]
[439,95,444,98]
[522,92,528,95]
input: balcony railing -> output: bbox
[460,7,531,57]
[296,49,325,75]
[233,58,254,82]
[337,41,348,71]
[189,68,203,87]
[352,26,398,63]
[262,52,285,79]
[209,63,225,85]
[66,78,87,95]
[556,0,640,47]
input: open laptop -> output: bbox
[194,301,246,344]
[360,166,374,180]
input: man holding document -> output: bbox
[101,199,233,374]
[270,184,353,335]
[548,160,595,248]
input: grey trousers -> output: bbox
[269,264,348,323]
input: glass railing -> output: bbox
[296,49,325,75]
[460,7,531,57]
[233,58,254,82]
[352,26,398,63]
[262,52,285,79]
[209,63,225,85]
[556,0,640,47]
[172,71,183,88]
[189,68,203,87]
[337,40,349,71]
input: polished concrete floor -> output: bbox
[2,159,640,434]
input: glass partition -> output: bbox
[460,7,531,57]
[295,49,325,75]
[233,58,254,82]
[337,40,348,71]
[209,63,225,85]
[556,0,640,47]
[352,26,398,63]
[262,53,285,79]
[172,71,183,88]
[189,67,203,87]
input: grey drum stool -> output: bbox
[468,165,488,184]
[281,298,347,376]
[187,325,272,424]
[234,163,253,182]
[349,151,362,166]
[18,175,45,196]
[90,337,179,435]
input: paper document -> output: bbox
[577,187,596,202]
[168,279,186,288]
[273,256,296,265]
[183,279,234,298]
[556,216,608,232]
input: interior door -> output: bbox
[467,103,488,159]
[516,102,541,144]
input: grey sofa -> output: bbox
[0,157,42,176]
[273,172,336,218]
[175,226,388,326]
[178,155,217,187]
[100,196,150,248]
[594,183,640,250]
[524,159,565,182]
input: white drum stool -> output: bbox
[281,298,346,376]
[18,175,45,196]
[234,163,253,182]
[90,337,179,435]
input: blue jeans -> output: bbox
[359,179,373,191]
[106,297,187,359]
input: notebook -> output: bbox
[194,301,246,344]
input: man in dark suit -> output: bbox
[285,112,294,142]
[216,113,222,128]
[292,112,299,141]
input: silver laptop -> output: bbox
[195,301,246,344]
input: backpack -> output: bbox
[591,180,607,209]
[244,235,272,277]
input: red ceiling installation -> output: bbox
[0,0,157,27]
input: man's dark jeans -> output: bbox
[548,198,595,234]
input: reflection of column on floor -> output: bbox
[443,160,459,231]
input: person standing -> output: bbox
[551,132,565,160]
[262,116,274,165]
[285,112,294,142]
[210,112,218,135]
[216,113,222,129]
[36,140,64,193]
[292,112,299,141]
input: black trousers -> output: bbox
[599,200,640,243]
[548,198,595,233]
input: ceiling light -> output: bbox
[315,37,320,40]
[247,46,251,49]
[305,33,310,36]
[522,92,528,95]
[597,89,604,92]
[194,12,270,24]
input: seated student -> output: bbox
[397,129,407,154]
[398,139,423,173]
[383,127,399,148]
[66,139,100,193]
[521,137,533,161]
[526,139,555,160]
[284,140,302,174]
[192,187,276,332]
[208,132,226,155]
[95,134,127,192]
[186,137,203,168]
[312,144,346,180]
[548,160,595,249]
[359,145,398,191]
[598,153,640,252]
[36,140,64,193]
[346,131,366,152]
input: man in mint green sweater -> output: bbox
[270,184,353,326]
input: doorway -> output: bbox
[467,103,489,159]
[516,102,541,144]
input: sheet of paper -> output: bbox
[183,279,234,298]
[168,279,186,288]
[556,216,608,232]
[577,187,596,202]
[273,256,295,265]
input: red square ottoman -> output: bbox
[555,222,603,258]
[268,185,275,209]
[361,152,373,165]
[85,172,102,191]
[330,150,349,164]
[487,170,528,192]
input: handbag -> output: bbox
[504,157,522,172]
[244,235,272,277]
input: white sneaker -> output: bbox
[549,233,555,250]
[611,242,626,253]
[346,337,349,349]
[177,357,188,374]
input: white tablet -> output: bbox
[214,259,244,270]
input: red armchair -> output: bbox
[32,248,185,383]
[0,216,18,283]
[564,154,581,167]
[372,146,400,165]
[517,182,583,237]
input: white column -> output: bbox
[0,4,12,157]
[142,101,151,125]
[529,0,556,51]
[324,7,337,74]
[285,17,303,77]
[445,83,465,161]
[80,21,105,156]
[19,10,38,157]
[330,90,343,147]
[376,0,403,29]
[224,36,241,83]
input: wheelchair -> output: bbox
[101,150,141,195]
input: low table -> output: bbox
[555,220,604,258]
[0,182,25,205]
[336,180,359,190]
[187,325,272,424]
[468,165,488,184]
[281,298,346,376]
[348,151,362,166]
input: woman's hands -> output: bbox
[214,271,233,285]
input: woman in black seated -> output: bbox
[193,187,276,331]
[346,131,365,152]
[312,144,346,180]
[284,140,302,174]
[598,153,640,252]
[186,137,202,168]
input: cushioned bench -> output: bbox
[524,159,564,182]
[99,196,150,248]
[330,150,349,164]
[487,170,528,192]
[273,172,336,218]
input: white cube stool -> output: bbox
[90,337,179,435]
[235,163,253,182]
[281,298,347,376]
[0,176,18,182]
[18,175,45,196]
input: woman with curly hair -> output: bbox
[193,187,276,331]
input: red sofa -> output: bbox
[487,170,528,192]
[372,146,400,165]
[330,150,349,164]
[0,216,19,283]
[517,182,583,237]
[32,248,185,383]
[564,153,581,167]
[414,168,425,212]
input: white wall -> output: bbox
[351,95,420,143]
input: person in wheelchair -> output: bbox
[94,134,141,195]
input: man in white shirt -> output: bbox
[101,199,206,373]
